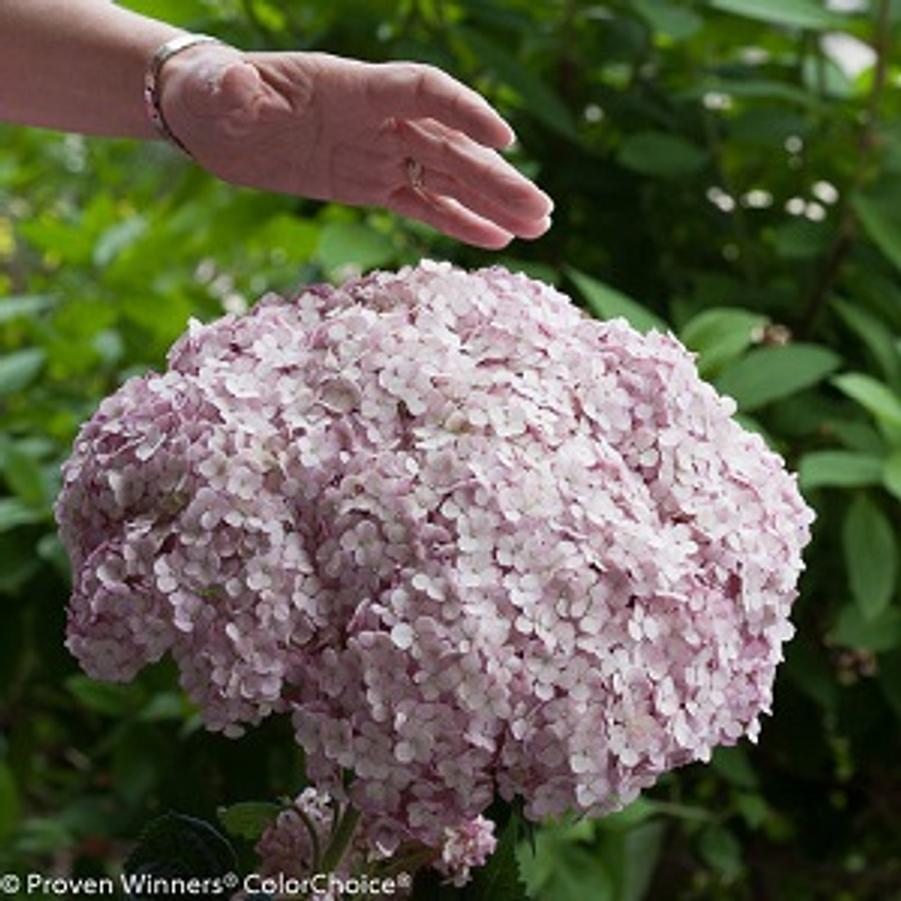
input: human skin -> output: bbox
[0,0,553,248]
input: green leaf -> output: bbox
[0,436,48,508]
[715,344,841,412]
[843,494,897,620]
[457,28,579,140]
[605,820,666,901]
[317,222,395,273]
[116,0,211,25]
[617,131,707,179]
[772,221,831,260]
[0,295,56,324]
[566,267,668,334]
[679,78,823,107]
[709,0,846,29]
[517,819,613,901]
[66,675,145,716]
[736,793,770,829]
[710,746,759,789]
[884,451,901,501]
[217,802,280,842]
[852,192,901,274]
[784,636,839,711]
[698,825,743,881]
[94,216,148,268]
[731,108,812,147]
[833,372,901,429]
[831,603,901,652]
[124,813,238,901]
[832,298,901,391]
[0,531,40,593]
[679,307,767,376]
[0,497,47,532]
[255,214,320,262]
[632,0,704,39]
[0,348,45,396]
[0,760,19,845]
[798,451,884,490]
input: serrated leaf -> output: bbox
[566,267,668,334]
[715,344,840,411]
[798,451,884,490]
[843,494,897,620]
[709,0,846,30]
[618,131,707,179]
[853,192,901,274]
[833,372,901,429]
[0,348,45,396]
[680,307,767,376]
[218,802,280,842]
[884,452,901,500]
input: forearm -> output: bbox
[0,0,184,138]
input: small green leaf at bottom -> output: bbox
[218,802,281,842]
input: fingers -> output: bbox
[394,118,553,237]
[385,185,515,250]
[367,62,515,150]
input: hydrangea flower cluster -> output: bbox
[56,261,814,867]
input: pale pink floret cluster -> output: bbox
[254,788,392,898]
[255,789,338,881]
[435,817,497,887]
[254,788,491,891]
[56,261,814,855]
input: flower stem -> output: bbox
[320,803,362,874]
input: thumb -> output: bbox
[171,52,264,129]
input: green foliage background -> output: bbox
[2,0,901,897]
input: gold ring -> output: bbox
[405,157,425,192]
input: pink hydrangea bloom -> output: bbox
[436,817,497,887]
[255,788,336,880]
[56,261,814,855]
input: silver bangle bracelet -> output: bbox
[144,33,223,157]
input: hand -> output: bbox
[160,45,554,249]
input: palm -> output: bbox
[163,50,552,249]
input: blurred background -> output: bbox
[1,0,901,898]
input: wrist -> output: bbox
[146,35,243,155]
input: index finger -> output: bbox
[366,62,515,149]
